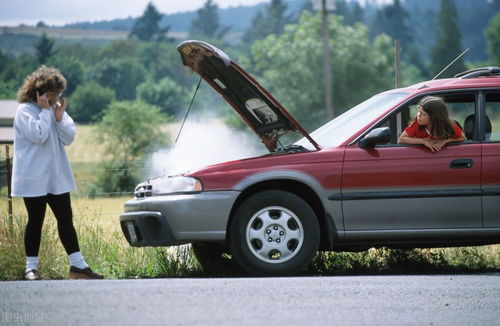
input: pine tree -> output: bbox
[371,0,413,48]
[129,2,169,42]
[485,13,500,65]
[189,0,230,39]
[34,33,55,64]
[349,2,365,25]
[430,0,467,78]
[244,0,292,43]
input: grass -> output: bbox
[1,196,499,280]
[0,207,202,280]
[306,246,500,276]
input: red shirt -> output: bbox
[404,121,462,139]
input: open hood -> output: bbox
[177,40,321,152]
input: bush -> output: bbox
[68,82,115,123]
[86,57,146,100]
[91,100,170,194]
[136,77,187,116]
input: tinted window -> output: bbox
[485,92,500,142]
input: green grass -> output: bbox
[0,208,202,280]
[1,201,499,280]
[306,246,500,276]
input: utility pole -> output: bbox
[395,40,401,88]
[313,0,335,120]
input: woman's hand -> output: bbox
[36,91,50,109]
[432,139,448,152]
[422,139,439,152]
[422,139,448,152]
[54,97,67,122]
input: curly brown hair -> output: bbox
[16,65,67,103]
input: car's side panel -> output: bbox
[341,143,482,231]
[191,149,344,190]
[342,228,500,246]
[232,169,344,234]
[482,143,500,227]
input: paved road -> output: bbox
[1,274,499,325]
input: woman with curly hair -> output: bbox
[12,66,103,280]
[398,96,465,152]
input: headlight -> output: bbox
[150,176,203,196]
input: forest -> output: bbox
[1,0,499,128]
[1,0,500,193]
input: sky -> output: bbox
[0,0,270,26]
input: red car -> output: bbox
[120,41,500,275]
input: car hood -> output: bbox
[177,40,320,152]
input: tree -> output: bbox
[485,13,500,65]
[243,0,292,43]
[47,55,84,97]
[96,100,169,161]
[137,41,183,82]
[34,33,55,64]
[371,0,413,48]
[129,2,170,42]
[136,77,187,116]
[250,11,393,130]
[68,81,115,123]
[87,57,146,100]
[0,50,10,74]
[348,2,364,26]
[92,100,170,194]
[430,0,466,78]
[189,0,230,39]
[1,54,37,98]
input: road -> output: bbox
[1,274,499,325]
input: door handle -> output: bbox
[449,159,473,169]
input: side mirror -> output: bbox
[359,127,391,149]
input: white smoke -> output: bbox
[148,116,266,177]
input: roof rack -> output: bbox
[454,66,500,79]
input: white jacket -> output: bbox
[11,102,76,197]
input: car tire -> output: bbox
[229,190,320,276]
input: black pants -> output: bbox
[23,193,80,257]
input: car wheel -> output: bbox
[229,190,320,276]
[191,242,238,275]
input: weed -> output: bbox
[1,207,499,280]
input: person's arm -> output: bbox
[15,104,52,144]
[432,127,465,151]
[55,98,76,145]
[398,130,439,152]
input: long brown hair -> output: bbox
[16,65,67,103]
[417,96,455,139]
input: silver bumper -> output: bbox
[119,191,240,247]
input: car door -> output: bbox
[341,92,482,232]
[482,91,500,227]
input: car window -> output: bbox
[295,92,409,149]
[375,92,476,145]
[485,92,500,142]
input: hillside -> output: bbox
[0,0,497,61]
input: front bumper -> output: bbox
[120,211,178,246]
[120,191,240,247]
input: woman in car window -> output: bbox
[398,96,465,152]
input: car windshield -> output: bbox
[296,92,409,149]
